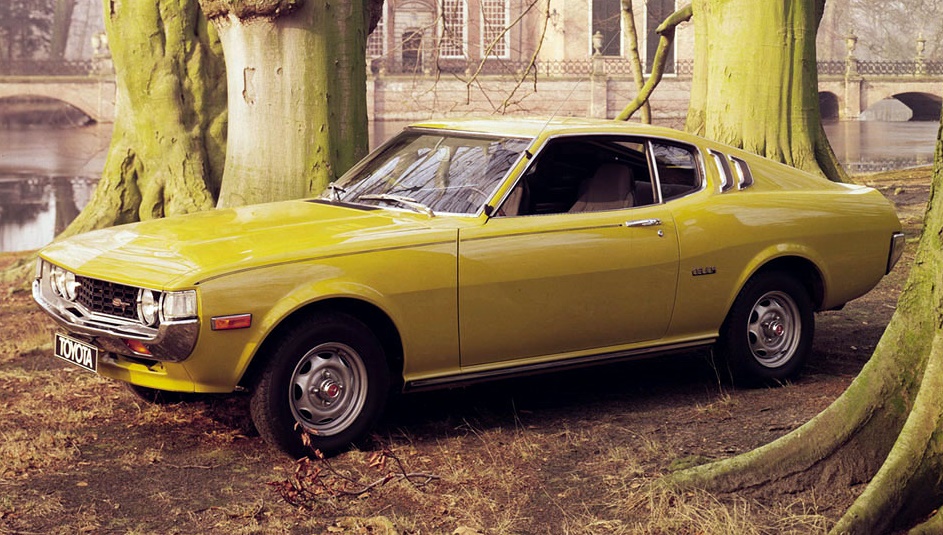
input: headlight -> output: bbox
[48,265,79,301]
[161,290,197,321]
[62,270,79,300]
[138,289,160,326]
[51,266,67,298]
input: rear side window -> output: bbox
[651,143,700,200]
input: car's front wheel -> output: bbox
[719,272,814,384]
[250,312,390,458]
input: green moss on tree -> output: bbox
[64,0,383,232]
[62,0,227,237]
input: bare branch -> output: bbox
[269,438,441,509]
[621,0,651,123]
[615,3,692,122]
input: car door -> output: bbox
[456,135,682,368]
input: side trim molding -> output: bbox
[404,338,716,392]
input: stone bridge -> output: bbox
[816,60,943,120]
[0,60,116,123]
[1,59,941,125]
[0,76,116,123]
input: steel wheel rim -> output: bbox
[746,290,801,368]
[289,342,368,436]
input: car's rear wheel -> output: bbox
[250,312,390,458]
[719,272,814,384]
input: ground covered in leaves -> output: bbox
[0,168,927,534]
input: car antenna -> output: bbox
[529,29,620,157]
[526,76,587,159]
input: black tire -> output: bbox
[718,271,814,385]
[250,312,390,458]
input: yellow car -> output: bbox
[33,118,904,457]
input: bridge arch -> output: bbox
[0,95,94,125]
[862,81,942,121]
[0,78,115,123]
[892,92,942,121]
[818,91,840,119]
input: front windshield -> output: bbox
[331,131,532,215]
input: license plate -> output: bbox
[54,333,98,373]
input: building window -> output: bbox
[592,0,622,56]
[646,0,675,74]
[481,0,509,58]
[440,0,467,58]
[367,14,385,58]
[402,29,424,72]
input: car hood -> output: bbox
[39,200,458,289]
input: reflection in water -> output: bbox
[0,175,97,252]
[0,122,109,253]
[0,120,939,253]
[823,120,939,173]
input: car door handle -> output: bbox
[623,218,662,227]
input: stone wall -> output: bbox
[367,72,692,127]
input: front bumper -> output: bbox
[32,269,199,363]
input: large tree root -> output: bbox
[666,120,943,534]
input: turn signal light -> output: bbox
[124,339,152,356]
[211,314,252,331]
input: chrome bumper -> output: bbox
[32,276,199,363]
[887,231,906,274]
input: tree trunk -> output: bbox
[51,0,75,60]
[61,0,227,238]
[685,0,847,182]
[202,0,376,207]
[62,0,381,234]
[668,107,943,534]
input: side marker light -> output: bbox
[211,314,252,331]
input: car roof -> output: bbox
[405,117,688,140]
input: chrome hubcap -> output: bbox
[747,291,801,368]
[289,342,367,436]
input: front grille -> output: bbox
[75,276,139,321]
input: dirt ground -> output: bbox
[0,168,928,534]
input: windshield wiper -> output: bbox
[326,183,347,201]
[357,194,435,217]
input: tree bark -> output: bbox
[203,0,377,207]
[61,0,227,238]
[685,0,847,182]
[668,100,943,535]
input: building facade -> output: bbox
[366,0,694,76]
[364,0,697,124]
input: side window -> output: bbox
[651,143,700,201]
[494,137,654,217]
